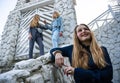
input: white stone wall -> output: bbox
[0,53,75,83]
[0,36,1,57]
[94,21,120,83]
[0,11,21,67]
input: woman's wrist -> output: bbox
[53,50,62,56]
[29,33,31,35]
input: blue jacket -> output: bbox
[50,45,113,83]
[29,24,48,40]
[46,16,63,33]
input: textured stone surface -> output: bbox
[13,53,51,71]
[0,11,21,67]
[26,74,44,83]
[93,21,120,83]
[0,53,75,83]
[0,70,30,83]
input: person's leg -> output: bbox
[36,37,44,56]
[29,39,35,59]
[52,30,59,48]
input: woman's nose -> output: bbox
[82,29,85,32]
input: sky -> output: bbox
[0,0,17,37]
[0,0,110,38]
[75,0,109,24]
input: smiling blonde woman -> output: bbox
[50,24,113,83]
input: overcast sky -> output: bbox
[75,0,109,24]
[0,0,17,36]
[0,0,110,37]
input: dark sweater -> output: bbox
[50,45,113,83]
[29,24,48,40]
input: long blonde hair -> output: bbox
[30,14,40,28]
[72,24,107,69]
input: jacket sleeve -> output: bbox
[50,45,73,62]
[59,17,63,32]
[44,24,52,31]
[74,46,113,81]
[29,27,32,33]
[40,24,52,30]
[39,24,47,30]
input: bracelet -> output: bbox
[53,50,62,56]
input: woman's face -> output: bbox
[53,13,57,18]
[76,25,91,42]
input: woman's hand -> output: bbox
[64,66,75,76]
[59,32,63,37]
[43,20,47,24]
[28,33,32,40]
[55,53,64,68]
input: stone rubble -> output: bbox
[0,53,75,83]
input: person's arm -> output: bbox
[40,24,52,30]
[29,27,31,33]
[43,20,52,31]
[50,45,73,62]
[39,24,47,30]
[74,47,113,81]
[45,24,52,31]
[59,17,63,32]
[28,27,32,40]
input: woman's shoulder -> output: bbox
[101,46,107,51]
[30,26,35,29]
[39,24,44,28]
[61,44,73,50]
[57,16,62,20]
[100,46,110,57]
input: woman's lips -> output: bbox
[81,34,89,37]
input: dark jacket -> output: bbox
[50,45,113,83]
[29,24,48,40]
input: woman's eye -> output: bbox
[84,28,89,30]
[78,29,82,32]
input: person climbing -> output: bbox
[44,11,63,48]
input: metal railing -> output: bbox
[88,5,120,30]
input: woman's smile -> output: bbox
[80,33,89,37]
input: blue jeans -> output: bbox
[52,30,59,48]
[29,37,44,59]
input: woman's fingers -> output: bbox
[55,53,64,67]
[56,57,62,67]
[64,66,74,75]
[28,36,31,40]
[60,56,64,65]
[59,55,64,67]
[28,35,32,40]
[59,32,63,37]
